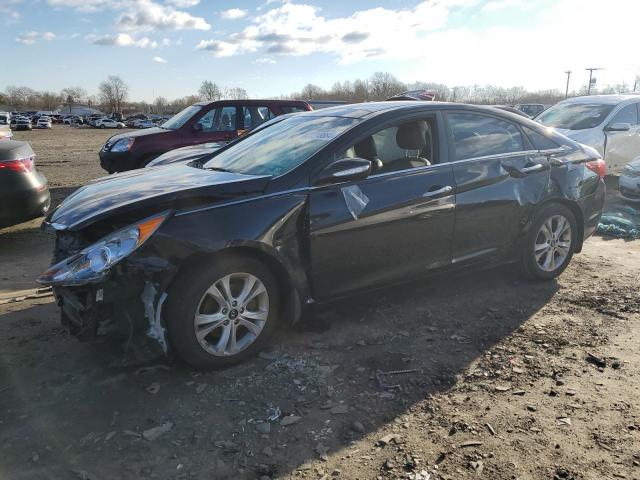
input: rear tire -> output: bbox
[165,255,281,369]
[520,203,577,280]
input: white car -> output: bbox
[537,94,640,174]
[36,116,52,129]
[95,118,125,129]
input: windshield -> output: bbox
[161,105,202,130]
[537,103,615,130]
[203,115,358,177]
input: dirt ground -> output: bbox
[1,127,639,480]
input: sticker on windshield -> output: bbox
[342,185,369,220]
[304,131,339,141]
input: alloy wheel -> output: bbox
[194,273,269,356]
[534,214,572,272]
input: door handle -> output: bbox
[423,185,453,198]
[521,163,545,173]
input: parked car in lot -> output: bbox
[619,157,640,201]
[95,118,125,129]
[13,117,32,131]
[63,116,84,125]
[36,116,52,129]
[99,99,312,173]
[135,119,156,129]
[516,104,546,117]
[0,140,50,229]
[40,102,605,368]
[536,94,640,174]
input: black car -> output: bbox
[38,102,605,368]
[0,141,51,229]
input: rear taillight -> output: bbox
[0,156,35,173]
[586,158,606,178]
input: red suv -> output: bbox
[99,99,312,173]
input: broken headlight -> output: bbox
[37,213,168,286]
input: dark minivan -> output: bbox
[99,99,312,173]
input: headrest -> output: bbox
[396,122,426,150]
[354,136,378,160]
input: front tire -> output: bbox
[165,256,281,368]
[520,203,577,280]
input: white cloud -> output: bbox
[220,8,247,20]
[196,1,474,62]
[90,32,158,48]
[165,0,199,7]
[481,0,532,11]
[153,56,168,63]
[254,56,276,64]
[117,0,210,31]
[15,31,56,45]
[48,0,210,31]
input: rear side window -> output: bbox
[523,127,559,150]
[610,104,639,126]
[280,106,308,114]
[241,106,276,130]
[197,106,237,132]
[447,113,524,160]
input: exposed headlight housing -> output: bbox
[110,138,135,152]
[37,212,168,286]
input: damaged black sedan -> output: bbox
[39,102,605,368]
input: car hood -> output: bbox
[146,142,225,168]
[46,164,271,231]
[105,126,168,144]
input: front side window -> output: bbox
[241,106,276,130]
[161,105,202,130]
[536,103,615,130]
[448,113,524,160]
[339,118,436,175]
[197,106,237,133]
[203,115,358,177]
[609,104,638,126]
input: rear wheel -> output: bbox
[100,124,106,129]
[520,203,577,280]
[165,256,280,368]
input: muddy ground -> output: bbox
[0,126,639,480]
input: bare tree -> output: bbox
[224,87,249,100]
[198,81,222,101]
[98,76,129,114]
[154,96,168,114]
[368,72,404,100]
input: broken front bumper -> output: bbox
[54,274,168,355]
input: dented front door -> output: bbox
[307,164,455,300]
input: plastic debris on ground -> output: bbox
[596,205,640,239]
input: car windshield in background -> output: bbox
[537,103,615,130]
[161,105,202,130]
[203,115,358,177]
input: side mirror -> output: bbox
[605,122,631,132]
[315,158,372,185]
[192,122,203,133]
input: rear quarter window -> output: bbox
[523,127,560,150]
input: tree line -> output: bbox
[2,72,638,115]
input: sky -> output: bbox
[2,0,640,102]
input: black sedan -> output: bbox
[38,102,605,368]
[0,141,51,229]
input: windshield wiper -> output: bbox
[206,166,233,173]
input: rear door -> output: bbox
[604,102,640,173]
[308,113,456,300]
[445,111,550,265]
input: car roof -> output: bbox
[293,101,534,120]
[558,94,640,106]
[194,99,310,107]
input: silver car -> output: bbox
[536,94,640,174]
[620,157,640,201]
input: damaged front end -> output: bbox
[39,213,174,361]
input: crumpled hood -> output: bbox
[146,142,225,168]
[46,164,271,231]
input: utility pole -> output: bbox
[564,70,572,98]
[585,67,602,95]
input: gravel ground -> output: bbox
[0,127,639,480]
